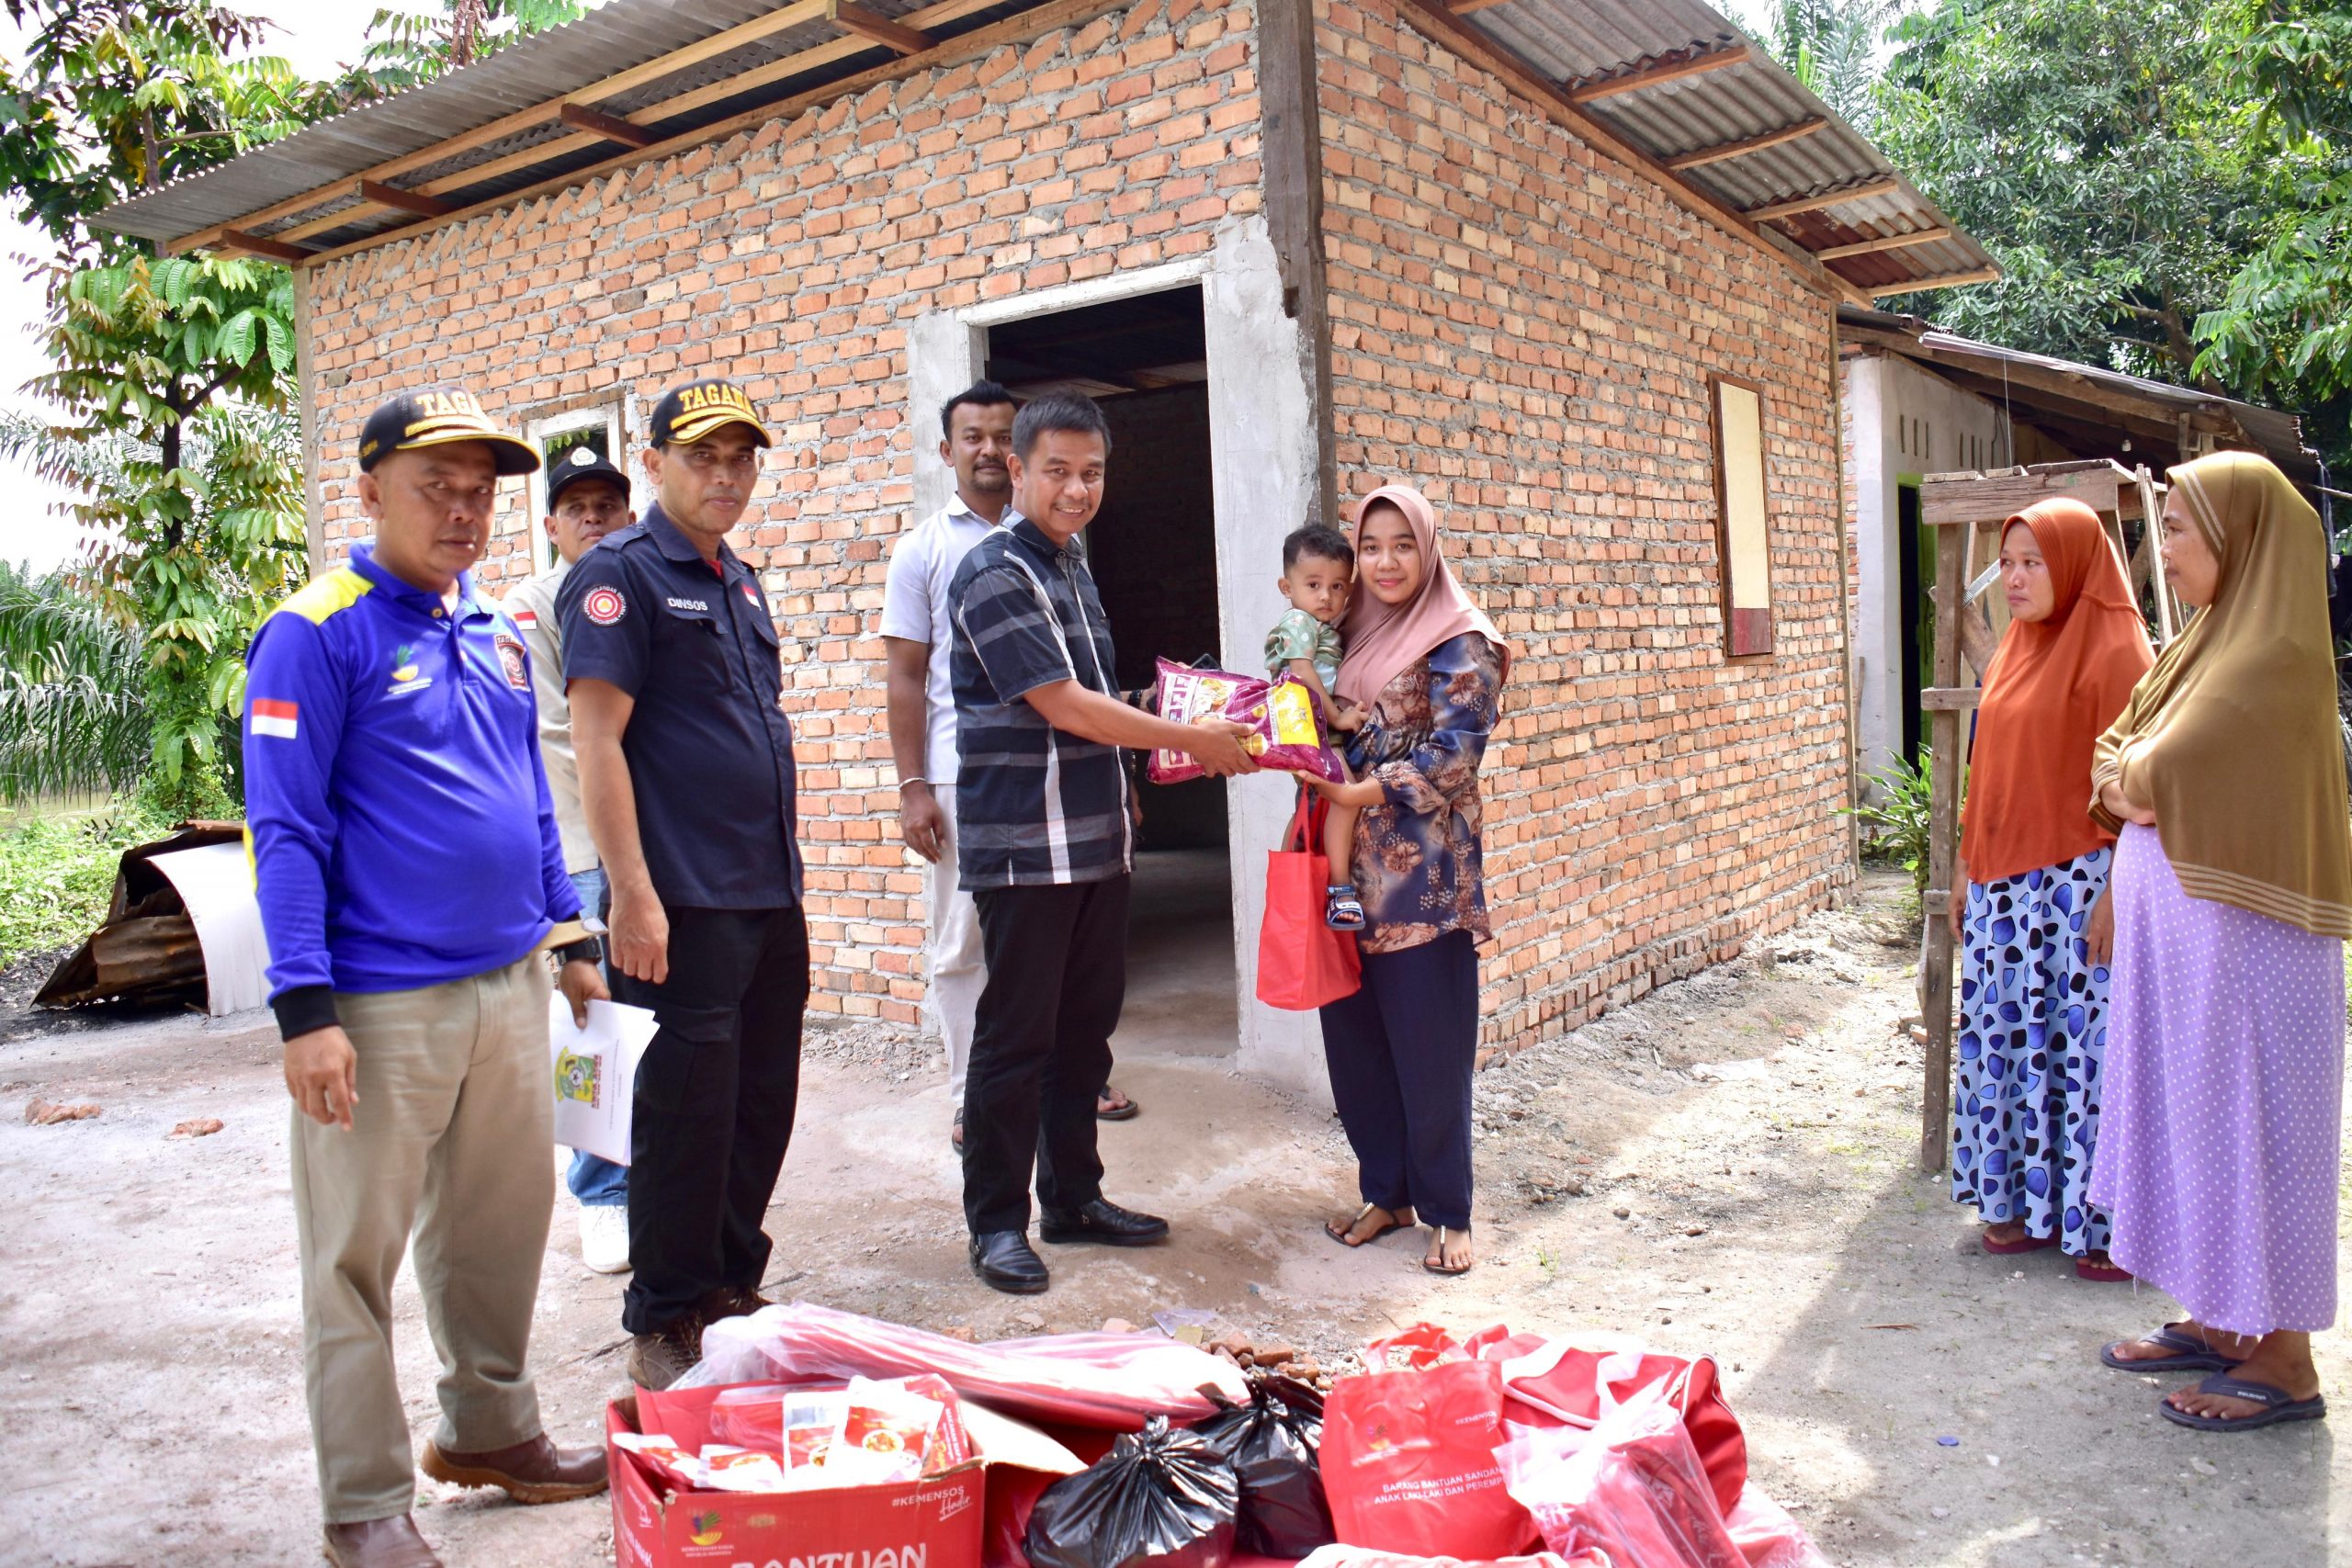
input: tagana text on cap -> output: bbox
[357,386,541,476]
[546,446,631,508]
[650,378,775,448]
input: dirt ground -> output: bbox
[4,866,2348,1566]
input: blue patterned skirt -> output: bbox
[1950,846,2115,1256]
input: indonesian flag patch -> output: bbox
[511,608,537,627]
[252,698,300,739]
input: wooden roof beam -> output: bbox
[830,0,933,54]
[217,227,312,263]
[1743,176,1900,221]
[560,102,656,149]
[164,0,836,253]
[1663,116,1828,171]
[1868,266,1999,297]
[1810,225,1951,262]
[355,179,453,218]
[1566,44,1749,104]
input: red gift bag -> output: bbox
[1320,1359,1540,1558]
[1474,1334,1747,1518]
[1255,793,1361,1011]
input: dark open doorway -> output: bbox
[985,286,1237,1054]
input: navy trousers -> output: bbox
[1317,929,1477,1230]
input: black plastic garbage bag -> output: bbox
[1193,1372,1335,1556]
[1024,1416,1239,1568]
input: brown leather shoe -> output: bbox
[419,1433,608,1505]
[322,1514,442,1568]
[626,1312,706,1391]
[701,1282,772,1321]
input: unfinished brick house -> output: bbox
[97,0,1996,1093]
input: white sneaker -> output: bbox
[578,1205,631,1274]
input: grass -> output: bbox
[0,798,177,966]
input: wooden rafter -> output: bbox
[1662,116,1828,171]
[291,0,1132,268]
[560,102,656,148]
[356,179,453,218]
[1866,266,1998,297]
[830,0,933,54]
[1444,0,1511,15]
[218,227,311,263]
[1743,176,1899,222]
[1386,0,1849,303]
[1566,44,1748,104]
[1809,225,1951,262]
[165,0,839,254]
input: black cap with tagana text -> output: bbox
[546,446,631,509]
[357,385,540,476]
[650,378,775,448]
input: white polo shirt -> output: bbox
[880,494,1001,786]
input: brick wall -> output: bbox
[1316,0,1857,1051]
[301,0,1261,1024]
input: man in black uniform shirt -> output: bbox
[560,378,806,1390]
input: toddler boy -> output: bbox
[1265,525,1367,930]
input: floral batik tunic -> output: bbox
[1339,631,1503,956]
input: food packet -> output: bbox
[823,1375,967,1484]
[699,1446,792,1494]
[782,1389,848,1474]
[1148,660,1343,785]
[612,1431,701,1493]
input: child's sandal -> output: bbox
[1326,885,1364,931]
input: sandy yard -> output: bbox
[2,865,2346,1566]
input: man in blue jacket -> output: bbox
[244,387,610,1568]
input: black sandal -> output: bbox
[1324,1202,1408,1248]
[1423,1224,1474,1276]
[950,1107,964,1151]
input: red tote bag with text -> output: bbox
[1255,793,1361,1011]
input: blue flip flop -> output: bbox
[2159,1373,2327,1432]
[2100,1322,2244,1375]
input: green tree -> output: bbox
[6,256,306,814]
[1767,0,1902,131]
[350,0,588,96]
[1877,0,2352,470]
[0,554,148,804]
[0,0,327,261]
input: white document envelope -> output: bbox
[548,995,659,1167]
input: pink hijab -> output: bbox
[1333,484,1510,707]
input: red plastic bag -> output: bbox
[1320,1359,1538,1559]
[1363,1322,1472,1371]
[1497,1386,1746,1568]
[682,1303,1248,1430]
[1474,1335,1747,1517]
[1255,794,1361,1012]
[1150,660,1344,784]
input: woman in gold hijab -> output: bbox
[2089,452,2350,1432]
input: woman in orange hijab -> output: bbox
[1949,498,2153,1280]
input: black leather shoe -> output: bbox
[1039,1198,1170,1247]
[969,1230,1050,1293]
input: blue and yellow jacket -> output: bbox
[243,544,579,1039]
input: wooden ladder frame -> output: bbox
[1908,459,2178,1171]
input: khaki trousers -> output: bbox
[290,954,554,1523]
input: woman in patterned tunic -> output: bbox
[1305,484,1510,1276]
[2090,453,2352,1431]
[1948,497,2152,1280]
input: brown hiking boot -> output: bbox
[322,1515,441,1568]
[419,1433,607,1505]
[626,1313,706,1391]
[701,1283,773,1322]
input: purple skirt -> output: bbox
[2086,823,2346,1334]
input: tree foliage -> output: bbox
[1871,0,2352,471]
[348,0,589,96]
[0,553,149,805]
[1768,1,1902,131]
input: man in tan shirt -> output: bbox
[502,446,636,1272]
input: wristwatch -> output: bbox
[553,937,603,968]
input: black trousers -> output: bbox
[1317,929,1477,1230]
[616,904,808,1333]
[962,875,1130,1235]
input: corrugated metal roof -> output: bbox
[1467,0,1995,297]
[94,0,1995,298]
[1842,305,2316,481]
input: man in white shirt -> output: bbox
[882,381,1136,1149]
[501,446,636,1272]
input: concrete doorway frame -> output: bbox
[906,216,1329,1102]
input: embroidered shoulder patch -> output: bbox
[582,585,626,626]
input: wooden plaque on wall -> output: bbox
[1709,374,1773,658]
